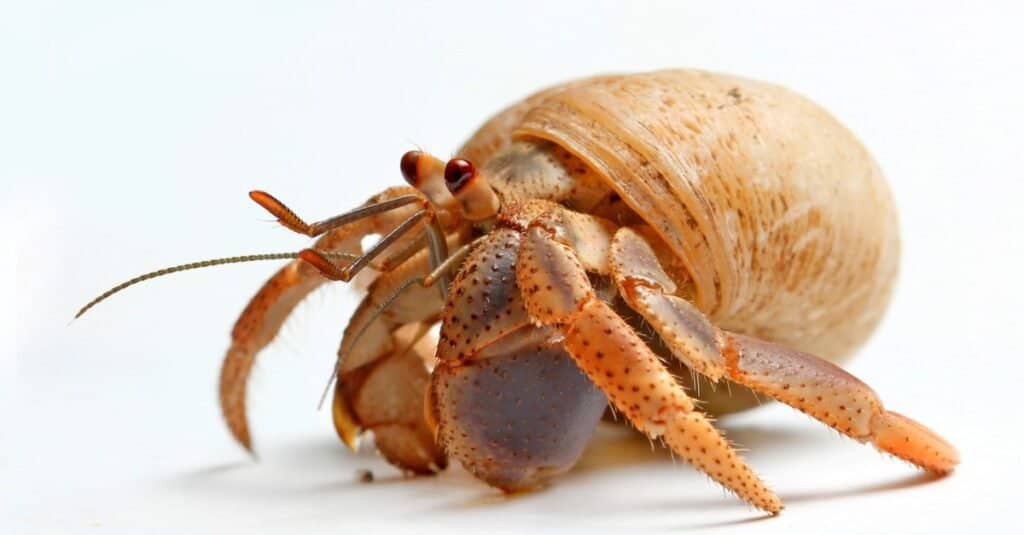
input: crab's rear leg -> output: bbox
[609,227,959,474]
[516,220,783,513]
[221,186,424,451]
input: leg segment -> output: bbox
[334,322,446,474]
[722,334,959,473]
[328,233,472,473]
[516,222,783,513]
[610,227,959,474]
[220,186,424,451]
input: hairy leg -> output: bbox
[220,187,424,451]
[430,228,608,491]
[609,227,959,474]
[326,237,470,473]
[516,218,782,513]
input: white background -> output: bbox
[7,1,1024,533]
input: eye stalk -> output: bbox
[444,158,500,221]
[399,150,454,209]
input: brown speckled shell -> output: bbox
[458,70,898,363]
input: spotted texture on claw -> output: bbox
[431,226,607,491]
[563,299,782,514]
[725,333,959,473]
[437,229,530,361]
[725,333,880,437]
[516,225,595,323]
[609,226,677,292]
[610,227,959,475]
[611,227,724,379]
[176,69,955,515]
[432,343,606,491]
[629,285,724,380]
[221,186,421,450]
[510,217,781,512]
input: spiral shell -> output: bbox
[460,69,898,363]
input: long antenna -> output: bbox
[74,251,361,320]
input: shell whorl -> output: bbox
[459,70,899,363]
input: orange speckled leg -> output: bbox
[610,227,959,474]
[722,334,959,473]
[221,186,423,452]
[430,228,608,491]
[516,222,783,514]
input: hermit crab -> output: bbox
[79,69,959,513]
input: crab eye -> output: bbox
[444,159,476,193]
[399,150,423,186]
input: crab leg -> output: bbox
[220,186,424,452]
[326,232,472,474]
[430,228,609,491]
[332,321,445,474]
[516,219,783,514]
[609,227,959,474]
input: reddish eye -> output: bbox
[400,150,422,185]
[444,159,475,193]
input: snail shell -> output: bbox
[459,69,898,364]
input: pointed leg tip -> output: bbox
[235,435,260,460]
[341,436,361,452]
[331,388,363,451]
[871,411,959,474]
[753,493,784,515]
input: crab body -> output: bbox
[87,70,957,514]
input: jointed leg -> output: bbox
[610,227,959,474]
[722,334,958,473]
[516,221,783,513]
[430,228,609,491]
[333,321,446,474]
[327,234,473,473]
[222,153,461,456]
[220,187,425,451]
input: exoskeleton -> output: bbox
[81,69,958,513]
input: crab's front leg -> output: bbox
[609,227,959,474]
[515,217,783,514]
[324,240,458,474]
[429,228,608,491]
[221,186,424,451]
[222,155,457,455]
